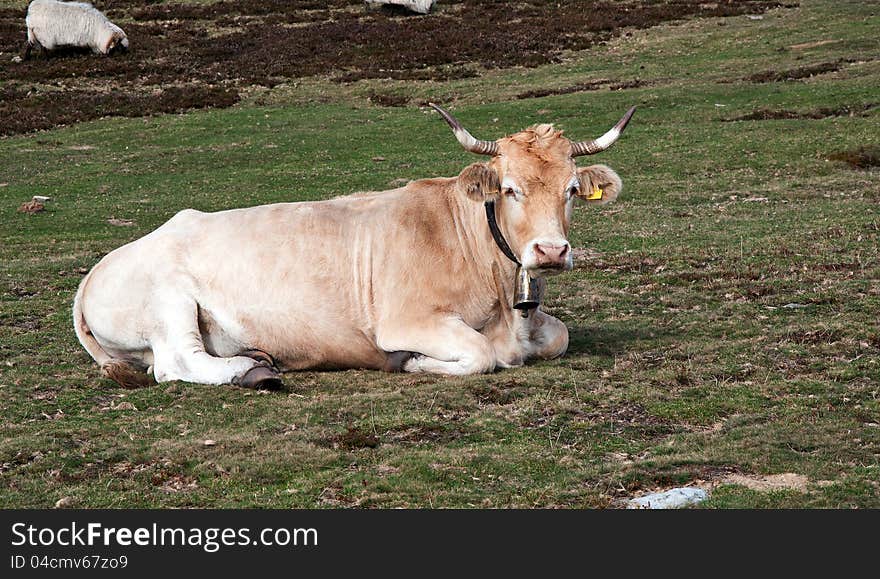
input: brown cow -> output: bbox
[73,105,634,388]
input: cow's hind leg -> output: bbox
[150,296,282,389]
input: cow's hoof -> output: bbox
[235,366,283,390]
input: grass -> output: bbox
[1,0,879,508]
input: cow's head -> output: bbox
[433,104,634,278]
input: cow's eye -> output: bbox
[503,187,517,198]
[566,184,579,198]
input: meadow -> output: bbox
[0,0,878,507]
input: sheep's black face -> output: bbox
[108,36,129,56]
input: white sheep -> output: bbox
[24,0,128,60]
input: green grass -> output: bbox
[1,0,879,508]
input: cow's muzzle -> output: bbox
[523,240,572,276]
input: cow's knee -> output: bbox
[459,345,497,374]
[403,341,496,375]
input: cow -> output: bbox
[73,104,635,389]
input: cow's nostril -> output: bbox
[533,243,547,257]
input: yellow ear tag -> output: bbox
[586,186,603,200]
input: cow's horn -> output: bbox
[570,106,637,157]
[429,103,499,156]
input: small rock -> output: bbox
[372,156,386,162]
[54,496,75,509]
[627,487,709,509]
[12,55,22,63]
[782,303,809,309]
[32,195,51,203]
[364,0,436,14]
[111,401,137,411]
[202,439,217,447]
[107,217,134,227]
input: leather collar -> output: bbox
[484,201,520,266]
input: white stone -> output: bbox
[364,0,436,15]
[626,487,709,509]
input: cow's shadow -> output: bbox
[565,323,664,357]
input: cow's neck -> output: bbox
[448,191,520,316]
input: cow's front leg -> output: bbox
[378,317,496,376]
[523,310,569,361]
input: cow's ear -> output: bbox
[457,163,500,202]
[576,164,622,206]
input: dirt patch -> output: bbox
[585,252,666,275]
[368,91,410,107]
[127,0,352,23]
[0,0,789,135]
[0,450,44,475]
[0,85,239,137]
[518,80,608,100]
[828,146,880,169]
[744,59,850,83]
[722,102,876,121]
[583,401,678,435]
[155,473,199,493]
[789,39,837,50]
[616,469,813,504]
[316,422,468,449]
[516,78,648,100]
[470,380,529,405]
[721,472,810,492]
[5,284,38,298]
[618,464,738,495]
[1,314,42,331]
[317,483,362,507]
[811,260,871,272]
[320,426,380,450]
[784,328,844,345]
[525,400,675,436]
